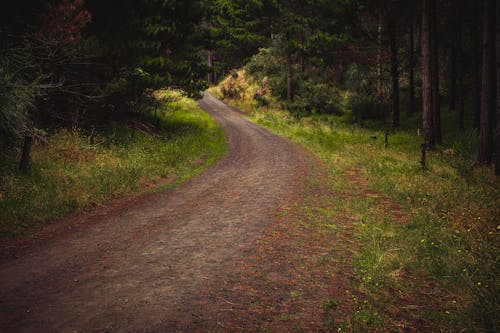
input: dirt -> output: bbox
[0,93,355,332]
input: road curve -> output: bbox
[0,93,309,332]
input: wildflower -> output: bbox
[477,282,481,286]
[420,239,425,243]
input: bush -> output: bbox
[297,81,342,115]
[347,95,390,123]
[244,47,281,79]
[220,77,243,99]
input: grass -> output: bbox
[0,89,226,237]
[210,71,499,332]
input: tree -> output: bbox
[421,0,434,150]
[478,0,496,165]
[430,0,441,144]
[495,1,500,175]
[408,19,416,116]
[388,14,399,128]
[471,1,482,129]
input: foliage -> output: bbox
[0,37,48,146]
[204,0,278,73]
[244,47,281,79]
[36,0,91,44]
[220,76,243,99]
[0,89,226,236]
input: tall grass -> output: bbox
[0,89,226,237]
[211,73,499,332]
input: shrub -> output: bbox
[220,77,243,99]
[296,81,342,115]
[244,47,281,79]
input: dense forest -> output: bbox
[1,0,499,331]
[1,0,500,173]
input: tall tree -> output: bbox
[422,0,434,149]
[495,0,500,175]
[388,15,399,127]
[408,19,416,115]
[457,0,465,131]
[472,1,482,129]
[449,4,457,112]
[430,0,441,144]
[478,0,496,164]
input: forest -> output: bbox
[1,0,499,332]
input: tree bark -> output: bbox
[409,21,415,115]
[19,134,33,173]
[377,13,383,94]
[422,0,434,149]
[479,0,496,164]
[472,1,482,129]
[207,50,213,85]
[495,1,500,175]
[457,0,465,131]
[286,53,292,101]
[430,0,441,144]
[389,16,399,128]
[449,23,457,111]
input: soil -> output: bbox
[0,93,353,332]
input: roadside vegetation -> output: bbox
[210,70,499,332]
[0,89,225,237]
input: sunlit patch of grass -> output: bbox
[216,72,499,332]
[0,89,226,237]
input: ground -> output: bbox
[0,93,357,332]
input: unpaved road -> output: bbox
[0,93,310,332]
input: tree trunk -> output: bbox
[495,1,500,175]
[286,54,292,101]
[377,14,383,94]
[458,0,465,131]
[472,1,482,129]
[479,0,496,164]
[19,134,33,173]
[207,50,213,85]
[389,17,399,128]
[300,26,305,77]
[430,0,441,144]
[449,26,457,111]
[422,0,434,150]
[409,21,415,115]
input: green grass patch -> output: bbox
[212,73,499,332]
[0,89,226,237]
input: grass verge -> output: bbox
[0,89,226,237]
[209,72,499,332]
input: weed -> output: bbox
[322,298,340,312]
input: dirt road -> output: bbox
[0,93,310,332]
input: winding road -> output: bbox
[0,93,310,332]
